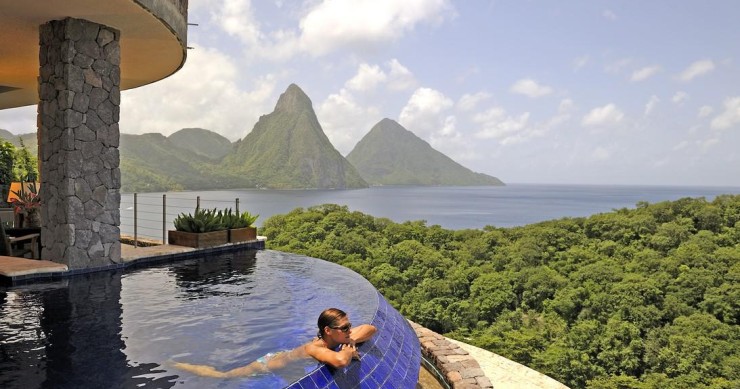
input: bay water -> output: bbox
[120,184,740,241]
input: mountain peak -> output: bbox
[347,119,504,186]
[275,83,312,112]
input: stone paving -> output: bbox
[412,321,570,389]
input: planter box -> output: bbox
[229,227,257,243]
[168,230,228,248]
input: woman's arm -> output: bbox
[350,324,376,344]
[305,343,357,368]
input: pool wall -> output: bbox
[287,292,421,389]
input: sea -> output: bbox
[120,184,740,241]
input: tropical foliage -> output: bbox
[262,196,740,389]
[0,137,39,205]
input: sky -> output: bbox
[1,0,739,187]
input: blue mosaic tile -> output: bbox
[291,292,420,389]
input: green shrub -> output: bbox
[173,207,225,232]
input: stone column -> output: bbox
[38,18,121,269]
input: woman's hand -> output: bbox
[340,343,359,360]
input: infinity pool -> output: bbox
[0,249,419,388]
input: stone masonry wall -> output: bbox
[38,18,122,269]
[410,321,494,389]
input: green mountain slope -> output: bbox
[347,118,504,186]
[119,133,250,192]
[168,128,233,159]
[222,84,368,189]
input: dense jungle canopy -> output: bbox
[262,195,739,389]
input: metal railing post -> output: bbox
[196,196,200,210]
[163,194,167,245]
[133,193,138,248]
[236,198,240,214]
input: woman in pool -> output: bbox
[172,308,376,378]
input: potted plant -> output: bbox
[168,207,228,248]
[222,209,259,243]
[9,182,41,228]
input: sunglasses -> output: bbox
[329,323,352,333]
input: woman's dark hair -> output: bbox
[317,308,346,339]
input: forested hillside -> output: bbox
[347,118,503,186]
[261,196,740,389]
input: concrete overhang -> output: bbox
[0,0,188,110]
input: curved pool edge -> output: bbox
[288,291,421,389]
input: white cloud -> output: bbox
[457,92,491,111]
[710,97,740,130]
[581,104,624,127]
[672,91,689,104]
[698,105,714,118]
[316,88,380,154]
[630,65,661,82]
[645,95,659,116]
[399,87,454,139]
[548,99,575,127]
[602,9,617,20]
[510,79,553,98]
[679,59,715,82]
[298,0,454,56]
[591,147,610,160]
[386,59,417,91]
[203,0,454,61]
[209,0,263,46]
[472,107,531,143]
[699,138,719,153]
[0,105,36,134]
[120,45,276,140]
[344,59,416,93]
[605,58,632,74]
[673,141,688,151]
[573,55,589,71]
[346,63,387,91]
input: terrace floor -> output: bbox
[0,240,570,389]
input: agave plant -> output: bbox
[173,207,225,233]
[220,208,248,229]
[238,210,259,227]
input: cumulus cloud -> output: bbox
[573,55,589,71]
[207,0,263,46]
[548,99,575,127]
[591,147,611,160]
[698,105,714,118]
[510,79,553,98]
[386,59,417,91]
[605,58,632,74]
[399,87,454,138]
[346,63,387,91]
[344,59,417,93]
[472,107,531,144]
[630,65,661,82]
[201,0,453,60]
[316,88,381,154]
[581,104,624,127]
[710,97,740,130]
[457,92,491,111]
[317,59,417,153]
[298,0,453,56]
[672,91,689,104]
[120,45,276,140]
[679,59,715,81]
[0,105,36,134]
[397,87,480,159]
[645,95,659,116]
[602,9,617,20]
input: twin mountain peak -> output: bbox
[113,84,504,191]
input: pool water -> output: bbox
[0,249,382,388]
